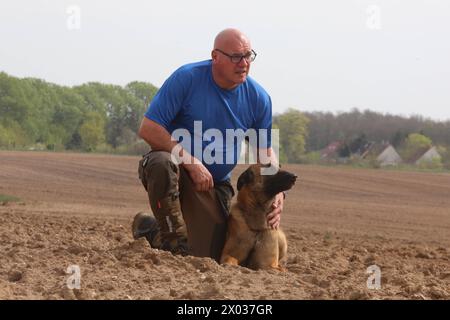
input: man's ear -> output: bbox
[237,169,254,191]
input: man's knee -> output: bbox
[138,151,179,194]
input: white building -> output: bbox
[376,144,403,167]
[415,146,441,165]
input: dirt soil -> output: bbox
[0,151,449,300]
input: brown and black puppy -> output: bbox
[220,163,297,271]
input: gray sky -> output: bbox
[1,0,449,121]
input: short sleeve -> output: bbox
[144,68,191,130]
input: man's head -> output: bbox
[211,28,255,90]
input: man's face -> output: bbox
[212,39,253,89]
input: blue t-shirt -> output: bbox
[145,60,272,182]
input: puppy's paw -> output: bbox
[270,262,287,272]
[220,255,239,266]
[276,265,287,272]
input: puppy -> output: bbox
[220,163,297,270]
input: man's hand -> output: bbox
[182,158,214,192]
[267,192,284,229]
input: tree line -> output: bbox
[303,108,450,152]
[274,108,450,169]
[1,72,449,168]
[0,72,157,153]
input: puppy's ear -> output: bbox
[237,169,254,191]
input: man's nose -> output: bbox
[238,57,249,67]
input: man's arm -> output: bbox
[138,117,214,191]
[257,147,284,230]
[138,117,178,153]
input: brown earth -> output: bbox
[0,150,449,300]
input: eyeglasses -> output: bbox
[214,49,257,64]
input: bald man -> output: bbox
[132,28,284,261]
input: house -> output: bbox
[415,146,441,165]
[357,141,375,158]
[376,144,403,166]
[362,143,403,166]
[320,141,343,159]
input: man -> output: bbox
[132,28,285,261]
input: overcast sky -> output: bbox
[1,0,449,121]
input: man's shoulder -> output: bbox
[161,60,211,91]
[174,60,211,77]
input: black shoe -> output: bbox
[160,238,189,256]
[131,212,159,244]
[132,212,189,255]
